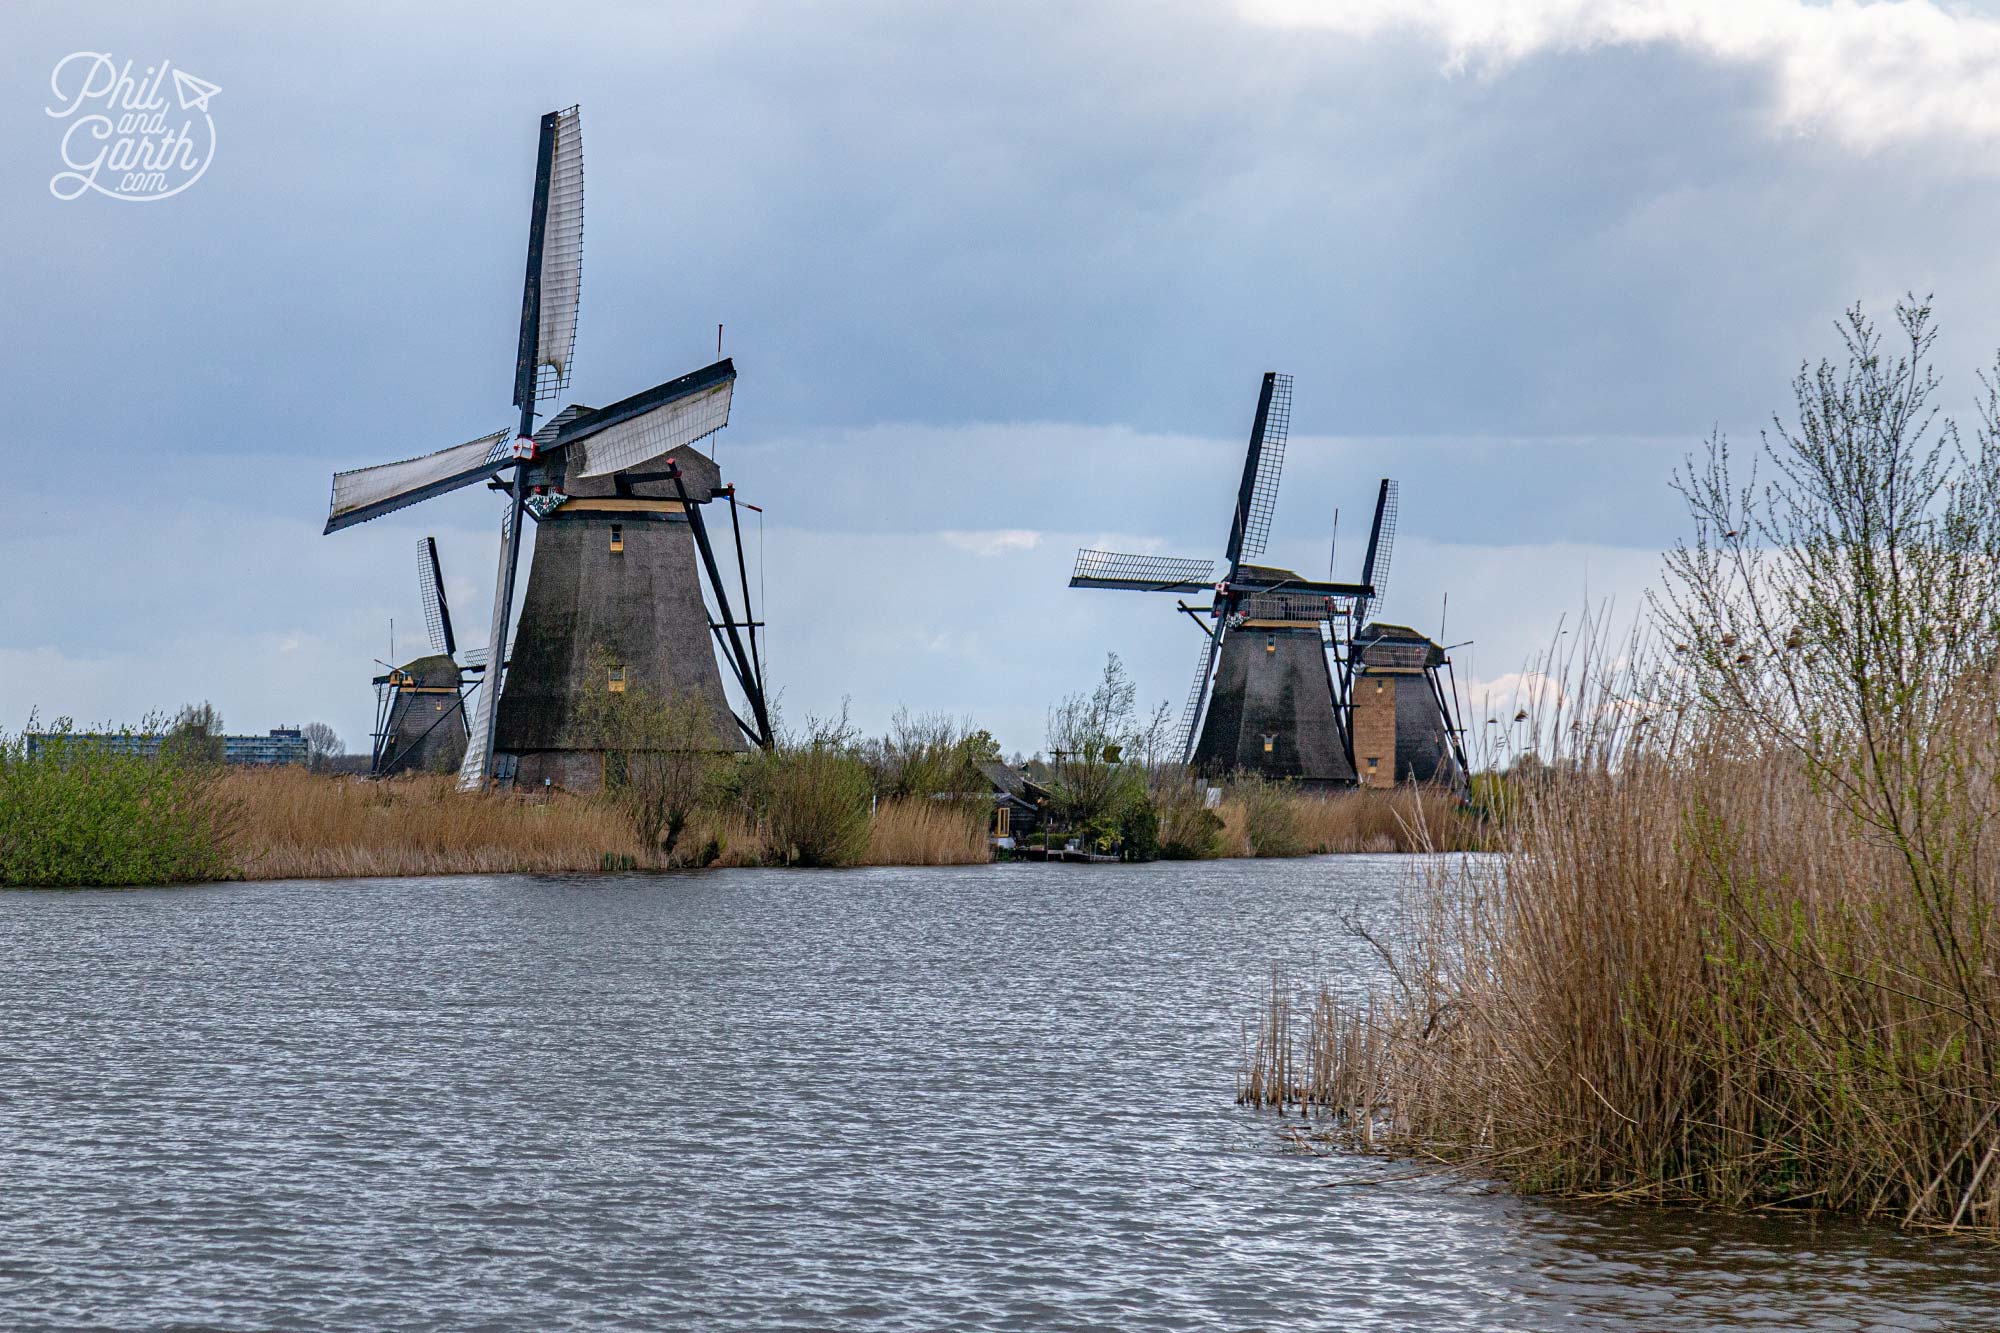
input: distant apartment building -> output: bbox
[24,727,309,766]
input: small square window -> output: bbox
[1265,635,1276,654]
[1262,734,1275,754]
[609,523,624,554]
[608,665,626,693]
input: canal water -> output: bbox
[5,857,1998,1330]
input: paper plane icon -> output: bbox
[171,68,221,112]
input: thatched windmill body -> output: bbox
[370,536,483,776]
[325,106,771,791]
[1070,375,1469,792]
[1070,373,1386,787]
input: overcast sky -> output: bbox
[8,0,2000,757]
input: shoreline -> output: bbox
[217,768,1482,884]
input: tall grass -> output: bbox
[230,769,641,879]
[1243,708,2000,1233]
[864,799,989,866]
[1242,302,2000,1234]
[1216,784,1479,857]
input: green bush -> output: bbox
[741,713,873,867]
[1232,774,1309,857]
[1154,781,1225,859]
[1116,795,1160,861]
[0,722,239,887]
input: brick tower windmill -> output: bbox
[1072,379,1468,791]
[1344,487,1470,794]
[324,105,772,791]
[1069,373,1375,787]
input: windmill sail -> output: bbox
[1176,628,1224,764]
[565,360,736,477]
[1069,550,1216,593]
[1236,372,1292,563]
[325,429,514,533]
[1223,373,1288,569]
[419,537,456,657]
[515,106,584,409]
[457,507,515,790]
[1356,478,1399,626]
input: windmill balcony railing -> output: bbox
[1239,593,1344,622]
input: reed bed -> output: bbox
[863,799,990,866]
[228,768,641,879]
[1240,301,2000,1235]
[228,769,1474,880]
[1242,743,2000,1235]
[1217,786,1481,858]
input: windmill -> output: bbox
[1340,480,1470,795]
[1069,373,1391,786]
[324,104,772,792]
[370,537,486,777]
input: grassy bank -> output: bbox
[1242,301,2000,1237]
[224,770,997,879]
[222,770,1467,881]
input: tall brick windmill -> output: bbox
[324,105,772,791]
[1344,489,1470,793]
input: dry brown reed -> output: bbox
[230,762,1473,881]
[1244,303,2000,1234]
[1242,655,2000,1235]
[863,799,990,866]
[1218,786,1481,857]
[228,768,641,879]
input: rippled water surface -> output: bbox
[6,858,2000,1330]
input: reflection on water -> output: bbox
[3,859,1996,1330]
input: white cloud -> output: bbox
[938,529,1043,557]
[1241,0,2000,150]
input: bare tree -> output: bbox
[160,701,224,767]
[299,722,343,770]
[1654,295,2000,1027]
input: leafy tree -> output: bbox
[862,708,999,800]
[575,653,726,861]
[1044,653,1151,839]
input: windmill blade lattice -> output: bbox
[1069,549,1216,593]
[1175,628,1224,764]
[1357,478,1399,626]
[418,536,456,657]
[565,361,736,478]
[457,506,514,790]
[1236,372,1292,563]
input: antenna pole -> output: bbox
[717,323,723,357]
